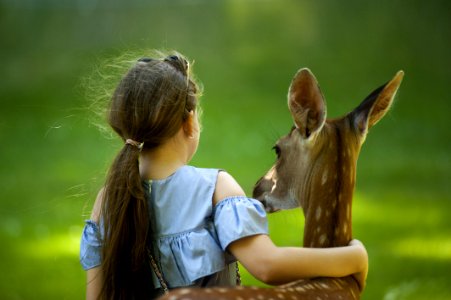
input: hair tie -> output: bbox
[125,139,144,151]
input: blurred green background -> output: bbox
[0,0,450,299]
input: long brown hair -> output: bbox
[99,53,199,299]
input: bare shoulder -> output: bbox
[90,187,105,222]
[213,171,246,205]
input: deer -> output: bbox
[158,68,404,300]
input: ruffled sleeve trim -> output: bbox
[213,196,268,251]
[79,220,102,270]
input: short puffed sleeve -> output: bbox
[79,220,103,270]
[213,196,268,250]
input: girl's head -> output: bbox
[99,52,200,299]
[109,53,200,152]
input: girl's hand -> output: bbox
[348,239,368,291]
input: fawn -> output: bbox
[159,68,404,300]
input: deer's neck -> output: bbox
[302,127,357,248]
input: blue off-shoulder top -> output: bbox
[80,166,268,289]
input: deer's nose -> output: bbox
[258,195,281,213]
[264,202,281,213]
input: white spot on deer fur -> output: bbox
[257,295,264,300]
[296,287,305,292]
[315,206,322,221]
[319,234,327,245]
[237,297,244,300]
[321,170,328,185]
[218,288,227,293]
[316,227,321,233]
[277,293,285,299]
[316,297,322,300]
[332,199,337,209]
[271,179,278,193]
[343,224,348,235]
[177,289,190,295]
[320,282,329,289]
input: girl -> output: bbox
[80,52,368,299]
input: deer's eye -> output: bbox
[272,145,281,159]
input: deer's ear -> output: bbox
[288,68,326,139]
[352,70,404,133]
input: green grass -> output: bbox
[0,1,450,299]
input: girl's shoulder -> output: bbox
[176,165,247,205]
[90,188,105,223]
[213,171,246,206]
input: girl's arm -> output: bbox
[213,171,368,289]
[85,189,104,299]
[228,234,368,288]
[86,267,102,300]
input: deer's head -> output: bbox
[253,69,404,219]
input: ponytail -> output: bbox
[99,143,153,299]
[95,52,200,298]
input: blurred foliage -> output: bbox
[0,0,450,299]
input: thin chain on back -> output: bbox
[148,249,169,294]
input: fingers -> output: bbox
[349,238,368,292]
[348,239,363,247]
[352,272,366,292]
